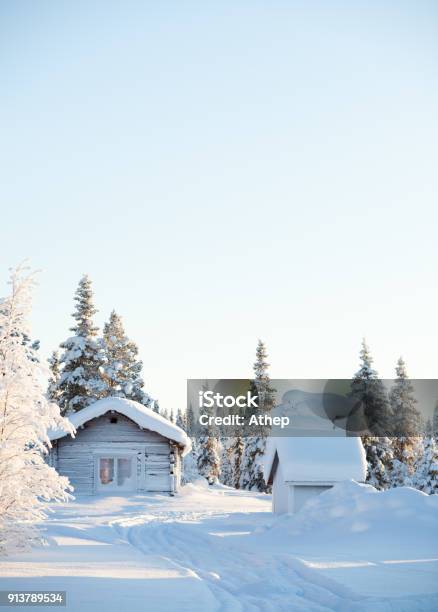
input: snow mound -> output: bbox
[49,397,192,455]
[267,480,438,558]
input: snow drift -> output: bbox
[264,480,438,561]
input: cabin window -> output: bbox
[110,416,118,424]
[117,458,132,486]
[99,458,114,485]
[97,456,135,491]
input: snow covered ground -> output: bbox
[1,480,437,611]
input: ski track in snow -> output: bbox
[1,483,437,612]
[107,486,438,612]
[112,511,330,611]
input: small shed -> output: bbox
[49,397,191,495]
[264,437,367,514]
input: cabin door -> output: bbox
[95,455,136,493]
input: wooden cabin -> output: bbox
[264,437,366,514]
[48,397,191,495]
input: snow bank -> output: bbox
[49,397,192,455]
[264,436,367,482]
[267,480,438,558]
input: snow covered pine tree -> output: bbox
[182,403,200,484]
[100,310,152,407]
[414,437,438,494]
[197,383,221,484]
[220,437,234,486]
[54,275,106,414]
[389,357,423,487]
[47,350,62,404]
[240,340,275,492]
[176,408,186,430]
[350,339,393,489]
[197,432,221,484]
[0,265,72,555]
[229,435,244,489]
[186,403,195,436]
[433,402,438,438]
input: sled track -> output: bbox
[111,512,365,612]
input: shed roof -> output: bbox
[49,397,192,456]
[264,437,367,485]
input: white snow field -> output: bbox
[1,480,437,611]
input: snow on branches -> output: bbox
[99,310,152,408]
[0,265,73,555]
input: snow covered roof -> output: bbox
[264,437,367,484]
[49,397,192,456]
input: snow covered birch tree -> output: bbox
[0,265,73,555]
[100,310,152,407]
[54,275,105,414]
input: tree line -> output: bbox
[1,267,437,555]
[46,275,438,495]
[183,343,438,494]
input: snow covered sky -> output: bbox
[1,1,437,412]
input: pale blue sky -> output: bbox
[1,1,437,411]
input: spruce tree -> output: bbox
[362,436,394,489]
[47,350,62,404]
[219,437,234,486]
[186,403,196,436]
[424,418,433,437]
[390,357,421,437]
[351,339,391,435]
[197,434,221,484]
[350,339,393,489]
[182,404,200,483]
[182,439,200,484]
[389,357,422,487]
[197,382,221,484]
[240,340,275,492]
[182,405,200,483]
[433,401,438,438]
[176,408,186,431]
[391,436,423,487]
[230,435,244,489]
[55,275,105,414]
[100,310,151,407]
[413,437,438,494]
